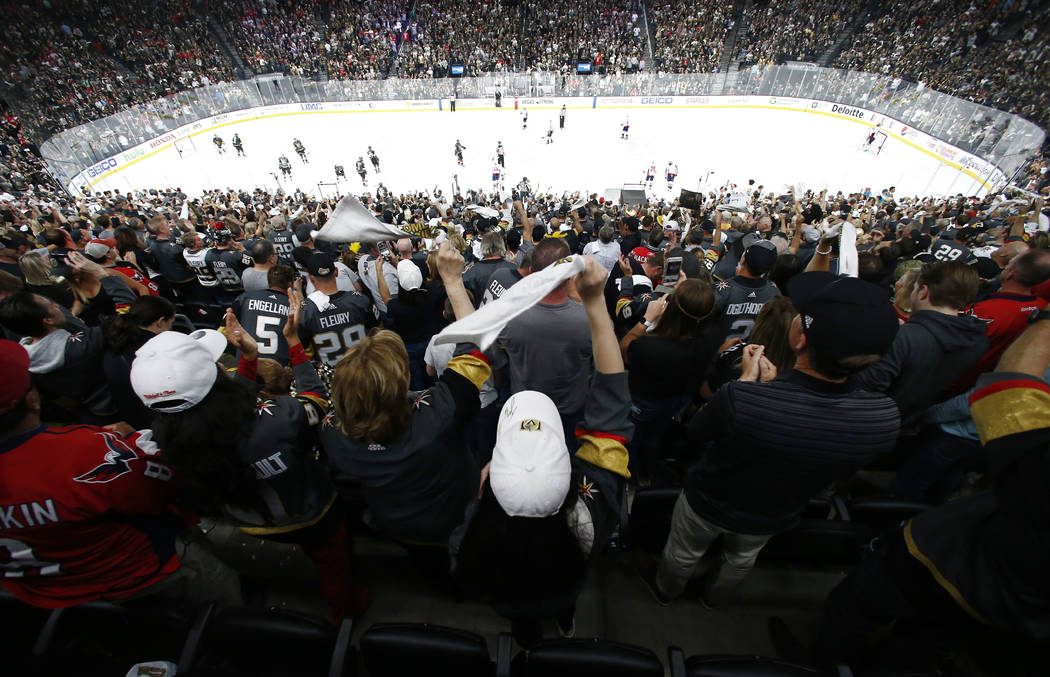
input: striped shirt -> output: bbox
[685,370,900,534]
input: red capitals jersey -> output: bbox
[0,425,181,608]
[952,293,1048,393]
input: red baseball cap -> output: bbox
[0,340,31,413]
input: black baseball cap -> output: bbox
[788,272,898,364]
[295,224,314,243]
[742,239,778,276]
[305,252,336,277]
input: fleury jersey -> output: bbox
[268,229,296,266]
[714,276,781,340]
[300,290,377,367]
[183,247,219,287]
[228,346,335,534]
[931,238,976,264]
[0,426,180,608]
[204,248,247,292]
[235,288,292,364]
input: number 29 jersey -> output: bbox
[300,290,378,367]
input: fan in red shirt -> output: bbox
[954,249,1050,392]
[0,340,240,608]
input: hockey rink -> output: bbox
[81,103,994,199]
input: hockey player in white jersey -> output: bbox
[492,162,504,191]
[665,161,678,191]
[645,162,656,189]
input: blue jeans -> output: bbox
[628,394,687,481]
[404,340,430,392]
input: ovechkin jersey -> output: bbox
[0,426,180,608]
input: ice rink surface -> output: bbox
[90,103,991,199]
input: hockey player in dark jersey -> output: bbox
[334,164,346,181]
[204,222,248,304]
[234,264,298,365]
[232,133,244,156]
[299,252,377,367]
[713,239,781,340]
[213,134,225,154]
[356,157,368,185]
[278,155,292,177]
[293,138,308,163]
[368,146,380,173]
[496,141,505,167]
[134,294,368,622]
[455,140,466,166]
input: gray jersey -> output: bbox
[714,276,781,340]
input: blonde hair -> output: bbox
[330,330,411,444]
[447,231,469,254]
[257,358,293,396]
[19,251,64,286]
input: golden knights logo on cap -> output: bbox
[520,419,542,432]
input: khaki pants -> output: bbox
[130,528,243,607]
[655,492,770,605]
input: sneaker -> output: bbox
[556,615,575,639]
[641,571,673,607]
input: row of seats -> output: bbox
[1,589,839,677]
[627,490,934,566]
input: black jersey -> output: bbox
[356,160,366,174]
[278,157,291,169]
[293,141,305,152]
[300,290,378,367]
[236,288,292,364]
[268,229,296,266]
[204,248,247,292]
[931,238,975,264]
[713,276,782,340]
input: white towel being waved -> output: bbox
[315,194,410,243]
[838,221,859,278]
[433,254,588,351]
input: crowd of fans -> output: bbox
[836,0,1050,131]
[737,0,865,65]
[647,0,729,73]
[214,0,407,79]
[1,172,1048,669]
[4,0,1050,152]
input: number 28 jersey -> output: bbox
[300,290,377,367]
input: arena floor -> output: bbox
[83,102,990,200]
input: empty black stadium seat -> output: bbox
[759,519,873,566]
[512,638,663,677]
[1,589,53,671]
[844,498,932,533]
[668,647,822,676]
[360,622,493,677]
[627,488,681,553]
[29,598,196,676]
[188,607,347,676]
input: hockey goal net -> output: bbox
[862,130,888,155]
[173,136,197,157]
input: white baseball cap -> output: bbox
[130,329,228,413]
[490,391,571,518]
[396,259,423,291]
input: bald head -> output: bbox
[992,241,1029,268]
